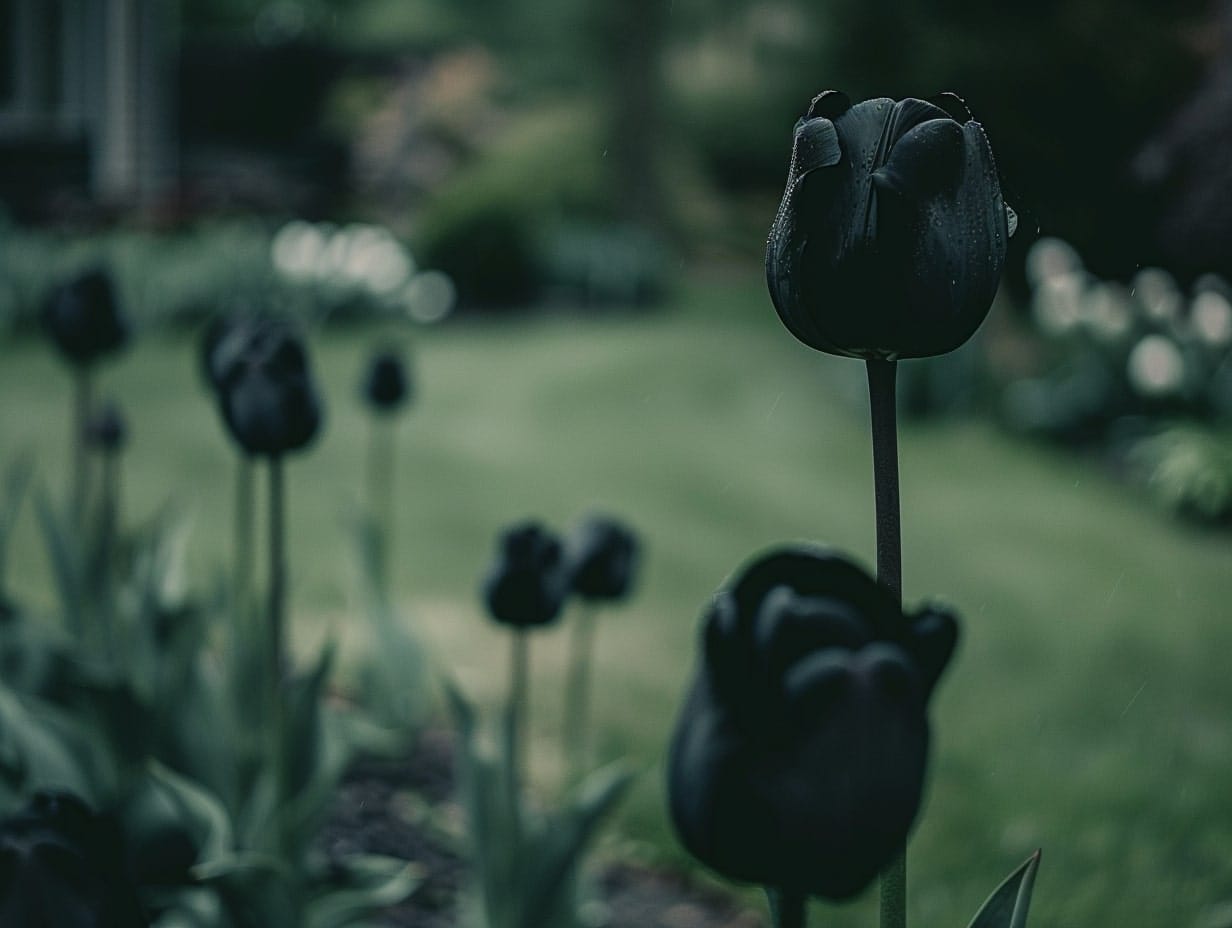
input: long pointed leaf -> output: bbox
[966,851,1042,928]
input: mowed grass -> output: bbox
[2,273,1231,928]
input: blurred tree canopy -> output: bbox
[177,0,1219,283]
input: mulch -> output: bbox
[318,728,764,928]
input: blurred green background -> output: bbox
[3,1,1232,927]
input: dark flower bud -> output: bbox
[42,268,130,368]
[199,312,261,394]
[766,91,1014,360]
[482,520,567,628]
[564,514,640,603]
[0,790,148,926]
[667,546,958,900]
[85,401,128,453]
[218,321,323,457]
[362,349,412,413]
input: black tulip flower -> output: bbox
[42,268,130,368]
[218,321,323,457]
[668,546,958,900]
[85,402,128,453]
[766,91,1014,360]
[199,312,261,395]
[565,515,640,603]
[0,791,148,927]
[362,349,412,413]
[482,521,568,628]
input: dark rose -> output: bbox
[564,515,639,603]
[482,521,567,628]
[766,91,1014,360]
[362,349,412,413]
[667,546,958,900]
[42,268,130,368]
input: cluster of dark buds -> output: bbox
[668,546,956,900]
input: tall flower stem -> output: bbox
[366,414,395,589]
[97,448,120,661]
[267,454,288,849]
[564,605,597,783]
[767,888,807,928]
[506,629,529,813]
[71,368,93,526]
[867,358,905,928]
[234,455,255,618]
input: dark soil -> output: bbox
[319,728,763,928]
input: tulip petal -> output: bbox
[929,91,974,124]
[791,117,842,178]
[806,89,852,120]
[783,648,852,717]
[872,118,966,200]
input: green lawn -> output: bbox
[2,273,1231,928]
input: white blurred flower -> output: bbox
[1082,282,1134,342]
[1026,237,1082,288]
[271,220,328,281]
[1033,271,1087,336]
[401,271,456,323]
[333,224,414,294]
[1127,334,1186,397]
[1190,289,1232,349]
[1131,267,1182,325]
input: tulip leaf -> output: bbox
[304,856,422,928]
[965,851,1042,928]
[147,759,235,865]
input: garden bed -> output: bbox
[321,728,762,928]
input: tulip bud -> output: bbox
[85,401,128,453]
[361,349,411,413]
[667,546,958,900]
[766,91,1013,360]
[199,312,261,394]
[42,268,130,368]
[218,321,323,457]
[482,520,568,628]
[564,515,640,603]
[0,791,148,926]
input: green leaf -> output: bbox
[35,493,84,634]
[0,683,96,798]
[966,851,1042,928]
[304,855,422,928]
[146,759,236,864]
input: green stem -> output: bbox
[564,604,597,783]
[71,368,93,527]
[767,888,808,928]
[507,628,529,811]
[98,448,119,662]
[867,358,905,928]
[267,454,288,850]
[234,454,254,619]
[366,414,395,590]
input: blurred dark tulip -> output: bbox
[667,546,958,900]
[0,791,148,927]
[218,321,323,457]
[199,313,261,394]
[766,91,1012,359]
[362,349,411,413]
[565,515,639,602]
[482,521,567,628]
[85,402,128,453]
[42,268,130,368]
